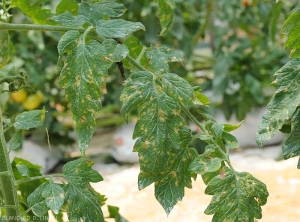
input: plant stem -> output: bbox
[15,174,65,185]
[183,108,235,171]
[0,22,148,73]
[0,107,20,222]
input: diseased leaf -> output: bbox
[161,73,193,106]
[120,71,155,121]
[42,182,65,214]
[7,130,23,150]
[27,183,49,217]
[282,112,300,160]
[157,0,175,35]
[11,0,56,25]
[62,159,104,222]
[102,39,129,62]
[256,59,300,146]
[56,0,79,15]
[63,158,103,186]
[58,30,114,152]
[211,122,224,138]
[14,108,46,130]
[155,148,198,215]
[189,155,222,175]
[63,184,104,222]
[146,46,182,73]
[96,19,145,38]
[0,30,14,68]
[205,167,268,221]
[194,90,210,107]
[281,9,300,58]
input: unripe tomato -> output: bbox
[11,89,28,103]
[22,94,42,110]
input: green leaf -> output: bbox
[222,132,239,149]
[0,30,14,68]
[211,122,224,138]
[63,158,103,187]
[56,0,79,15]
[7,130,23,150]
[189,156,222,175]
[205,167,268,221]
[157,0,175,35]
[107,205,129,222]
[14,108,46,130]
[146,46,182,73]
[281,9,300,58]
[11,0,56,25]
[161,73,193,106]
[120,71,155,121]
[42,182,65,214]
[27,183,49,217]
[62,159,104,221]
[256,59,300,146]
[58,31,113,152]
[223,121,243,132]
[52,13,87,27]
[96,19,145,38]
[91,2,126,18]
[16,164,29,177]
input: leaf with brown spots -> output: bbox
[205,167,268,222]
[62,158,104,222]
[256,59,300,146]
[58,30,120,153]
[157,0,176,35]
[146,46,183,73]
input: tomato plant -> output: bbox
[0,0,299,222]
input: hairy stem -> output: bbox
[15,174,65,185]
[0,107,20,222]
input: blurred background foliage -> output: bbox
[1,0,299,148]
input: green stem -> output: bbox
[0,22,148,73]
[0,107,20,222]
[16,174,65,185]
[0,205,17,209]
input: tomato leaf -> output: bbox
[42,182,65,215]
[256,59,300,146]
[62,158,104,222]
[11,0,56,25]
[157,0,176,35]
[281,9,300,58]
[27,183,50,217]
[58,30,115,153]
[51,13,87,27]
[146,46,182,73]
[14,108,46,130]
[161,73,193,106]
[121,73,198,214]
[56,0,79,15]
[205,167,268,221]
[0,30,14,68]
[16,164,29,177]
[7,130,23,150]
[96,19,145,38]
[107,205,129,222]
